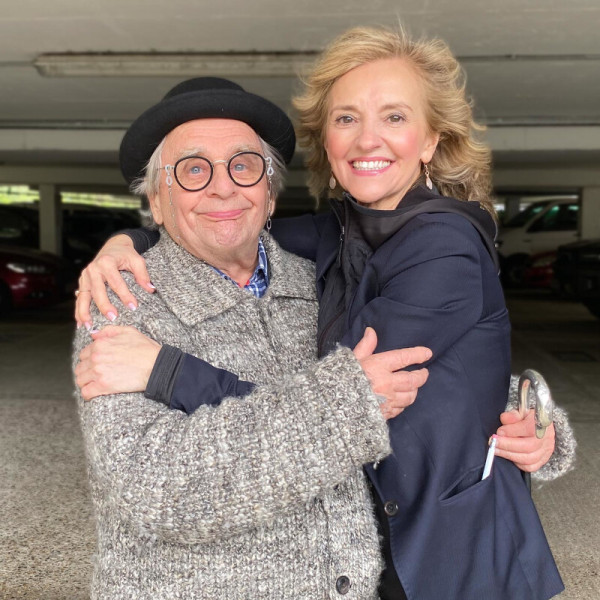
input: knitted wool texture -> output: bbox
[73,231,391,600]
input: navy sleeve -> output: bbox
[270,213,330,261]
[116,227,160,254]
[170,353,256,414]
[144,344,185,405]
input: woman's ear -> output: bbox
[421,132,440,164]
[148,194,164,225]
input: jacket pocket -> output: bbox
[438,463,492,505]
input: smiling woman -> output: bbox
[324,58,439,210]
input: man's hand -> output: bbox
[75,325,161,400]
[75,234,154,329]
[494,409,556,472]
[353,327,431,420]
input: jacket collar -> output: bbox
[146,228,316,326]
[328,183,499,270]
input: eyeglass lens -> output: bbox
[174,152,266,191]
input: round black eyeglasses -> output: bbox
[162,151,268,192]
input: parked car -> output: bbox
[553,239,600,319]
[0,244,75,313]
[523,251,557,289]
[496,197,580,286]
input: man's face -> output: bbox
[149,119,270,267]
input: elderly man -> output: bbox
[73,77,432,600]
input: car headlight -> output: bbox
[6,262,51,274]
[530,255,556,268]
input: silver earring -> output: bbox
[329,173,336,190]
[265,194,273,232]
[424,163,433,190]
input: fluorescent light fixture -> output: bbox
[34,52,319,78]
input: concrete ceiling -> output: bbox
[1,0,600,170]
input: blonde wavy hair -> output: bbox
[293,25,495,215]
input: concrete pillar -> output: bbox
[504,196,523,221]
[39,184,62,255]
[580,187,600,240]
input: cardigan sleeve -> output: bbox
[74,317,390,546]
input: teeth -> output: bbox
[352,160,391,170]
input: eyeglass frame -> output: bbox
[160,151,274,192]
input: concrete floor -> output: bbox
[0,291,598,599]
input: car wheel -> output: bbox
[0,281,12,315]
[502,255,529,287]
[583,300,600,319]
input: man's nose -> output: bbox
[206,163,235,197]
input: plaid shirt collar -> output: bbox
[210,237,269,298]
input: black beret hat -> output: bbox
[120,77,296,184]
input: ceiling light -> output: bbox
[34,52,319,78]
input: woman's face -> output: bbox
[149,119,270,266]
[324,57,439,210]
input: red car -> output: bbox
[0,245,73,313]
[522,251,557,289]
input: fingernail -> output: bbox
[89,329,100,334]
[76,322,81,329]
[148,282,156,290]
[107,311,117,322]
[128,303,137,311]
[84,322,92,331]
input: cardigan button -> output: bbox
[336,575,351,595]
[384,500,399,516]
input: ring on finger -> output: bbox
[74,289,91,298]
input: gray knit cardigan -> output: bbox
[74,232,391,600]
[74,231,576,599]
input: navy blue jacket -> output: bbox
[130,187,563,599]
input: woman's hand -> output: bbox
[353,327,431,420]
[493,409,556,472]
[75,325,161,400]
[75,234,154,329]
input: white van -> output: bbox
[496,197,579,285]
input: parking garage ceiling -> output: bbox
[1,0,599,169]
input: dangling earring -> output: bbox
[265,205,272,232]
[329,173,336,190]
[265,157,274,232]
[423,163,433,190]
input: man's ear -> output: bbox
[148,194,164,225]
